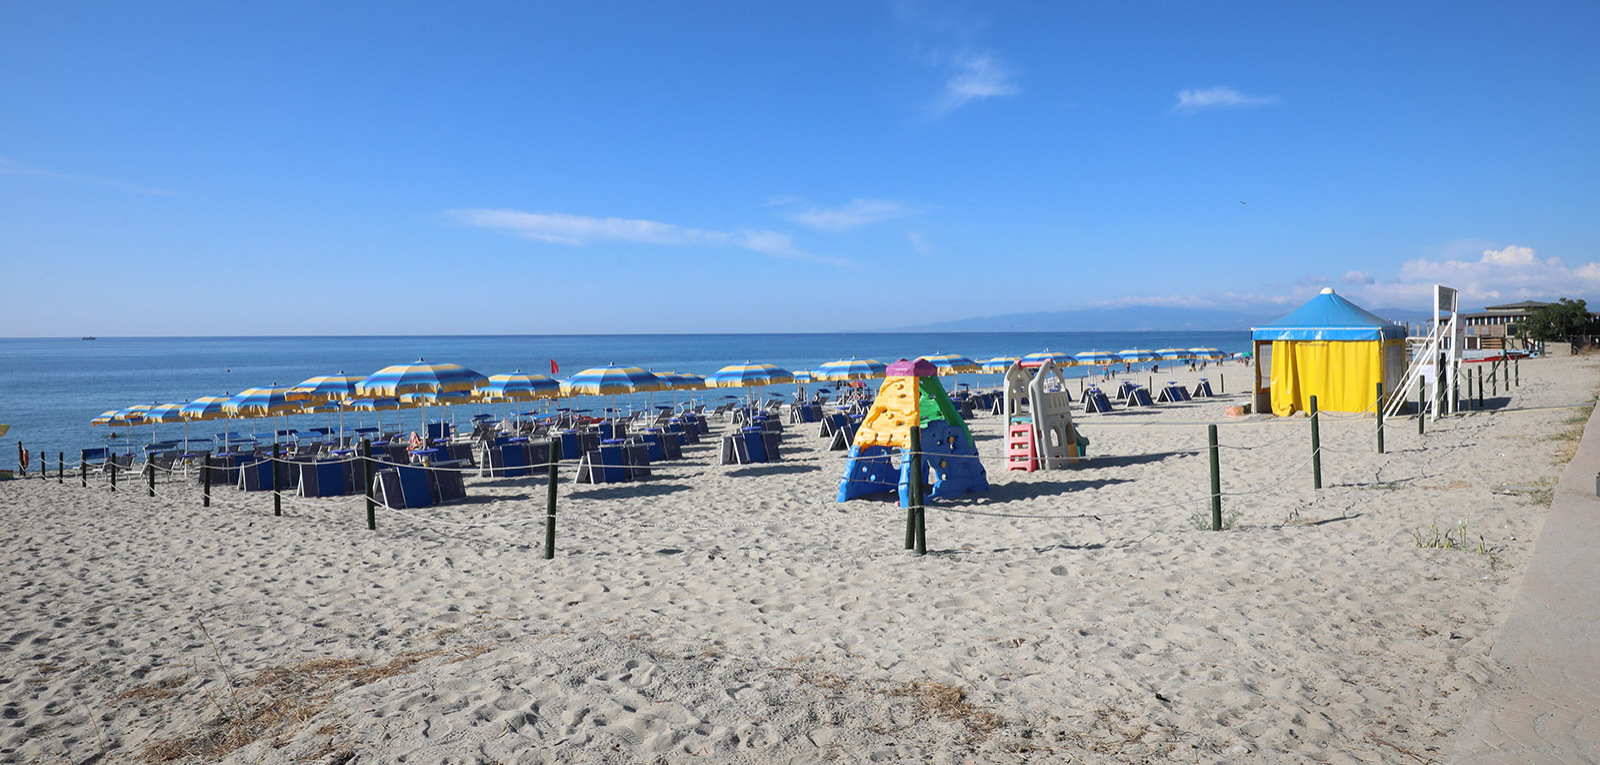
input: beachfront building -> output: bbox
[1251,288,1408,417]
[1459,300,1548,352]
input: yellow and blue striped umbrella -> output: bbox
[560,365,666,396]
[1156,348,1192,361]
[706,362,795,388]
[223,387,299,418]
[356,358,487,398]
[979,356,1020,373]
[479,371,561,402]
[1189,347,1226,360]
[91,408,146,427]
[287,373,365,403]
[1022,350,1075,368]
[811,358,885,382]
[1074,350,1120,365]
[917,354,981,375]
[180,396,230,422]
[1118,348,1158,362]
[144,403,186,424]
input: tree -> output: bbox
[1523,298,1595,342]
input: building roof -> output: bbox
[1482,300,1551,312]
[1251,288,1408,342]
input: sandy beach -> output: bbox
[3,355,1594,764]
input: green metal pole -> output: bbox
[362,439,375,530]
[545,439,559,559]
[1208,424,1222,530]
[1492,361,1499,395]
[1451,363,1460,415]
[1310,395,1322,490]
[203,454,212,508]
[272,442,281,517]
[1219,372,1224,394]
[1477,366,1483,409]
[1503,357,1510,389]
[1515,358,1520,386]
[1375,383,1385,454]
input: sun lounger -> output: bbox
[429,468,466,503]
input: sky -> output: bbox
[2,1,1598,336]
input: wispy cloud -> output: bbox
[907,230,933,256]
[1343,270,1376,285]
[773,198,920,232]
[1172,86,1280,114]
[448,208,850,267]
[0,156,175,195]
[937,54,1019,113]
[1082,293,1299,310]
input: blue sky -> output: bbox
[3,1,1598,335]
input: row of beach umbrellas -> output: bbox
[91,348,1231,447]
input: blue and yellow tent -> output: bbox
[1251,288,1408,416]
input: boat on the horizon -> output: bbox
[81,336,96,340]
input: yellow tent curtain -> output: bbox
[1269,339,1401,416]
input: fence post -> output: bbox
[57,452,63,484]
[80,453,87,488]
[910,425,926,556]
[146,459,155,497]
[1451,363,1460,415]
[1219,372,1225,394]
[1515,358,1520,387]
[362,440,375,530]
[1477,366,1483,409]
[1208,424,1222,530]
[272,443,281,517]
[545,439,559,559]
[1492,361,1499,395]
[1417,384,1426,435]
[1504,357,1510,389]
[1375,383,1385,454]
[905,425,918,551]
[203,454,212,508]
[110,460,117,492]
[1310,395,1322,490]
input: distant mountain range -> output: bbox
[892,305,1435,332]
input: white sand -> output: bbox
[3,355,1593,764]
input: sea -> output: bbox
[0,331,1250,462]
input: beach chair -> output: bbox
[623,443,652,479]
[576,444,629,483]
[1192,378,1215,397]
[498,442,530,477]
[297,460,348,497]
[429,467,467,503]
[1125,386,1156,407]
[1082,388,1115,414]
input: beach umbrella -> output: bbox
[287,373,365,444]
[349,397,404,433]
[1074,350,1119,364]
[142,403,186,449]
[1021,350,1074,368]
[659,372,708,410]
[400,390,475,437]
[1118,348,1158,363]
[1189,347,1226,360]
[1156,348,1192,361]
[919,353,981,395]
[813,358,887,382]
[478,370,562,423]
[91,407,147,453]
[356,359,488,398]
[562,365,666,425]
[707,362,795,408]
[223,386,299,442]
[181,395,233,451]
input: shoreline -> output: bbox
[3,356,1593,763]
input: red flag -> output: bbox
[549,359,559,375]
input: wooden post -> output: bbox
[146,460,155,497]
[203,454,212,508]
[1375,382,1385,454]
[1492,361,1499,395]
[109,460,117,492]
[909,425,926,556]
[362,440,375,530]
[904,427,917,551]
[1309,395,1322,490]
[1418,385,1425,435]
[272,443,281,517]
[80,453,87,488]
[57,452,63,484]
[1208,424,1222,530]
[1515,358,1520,386]
[1477,366,1483,409]
[1219,372,1224,394]
[1503,357,1510,389]
[545,439,559,560]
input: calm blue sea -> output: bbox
[0,332,1249,461]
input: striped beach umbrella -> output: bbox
[1156,348,1192,361]
[480,371,561,401]
[356,359,488,398]
[979,357,1020,373]
[1074,350,1120,365]
[1118,348,1158,362]
[812,358,886,382]
[1189,347,1226,360]
[562,365,666,423]
[92,407,147,453]
[224,387,299,442]
[349,397,404,433]
[287,373,364,403]
[1021,350,1074,368]
[707,362,795,408]
[181,395,233,451]
[918,354,981,374]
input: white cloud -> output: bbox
[1083,293,1299,310]
[1355,244,1600,306]
[777,198,919,232]
[1343,270,1375,285]
[0,156,174,195]
[1173,86,1280,113]
[939,54,1019,111]
[907,230,933,256]
[449,208,849,266]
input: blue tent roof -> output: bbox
[1251,289,1408,342]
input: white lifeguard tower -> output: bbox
[1384,284,1463,421]
[1002,359,1083,471]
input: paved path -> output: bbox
[1453,403,1600,764]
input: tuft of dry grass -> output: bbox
[114,675,188,704]
[890,680,1006,735]
[136,645,489,763]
